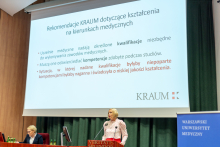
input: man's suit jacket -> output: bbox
[22,134,43,144]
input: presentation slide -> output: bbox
[24,0,189,117]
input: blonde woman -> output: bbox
[102,108,128,145]
[21,125,43,144]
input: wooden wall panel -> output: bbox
[0,56,6,135]
[0,11,30,59]
[0,55,29,141]
[0,12,9,56]
[0,56,27,139]
[0,0,45,142]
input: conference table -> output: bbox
[0,140,123,147]
[0,132,123,147]
[0,142,85,147]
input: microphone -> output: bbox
[113,126,118,141]
[94,123,108,140]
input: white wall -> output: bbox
[213,0,220,110]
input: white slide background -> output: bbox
[23,0,189,117]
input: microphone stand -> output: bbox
[94,123,108,140]
[113,126,117,141]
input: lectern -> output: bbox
[87,140,124,147]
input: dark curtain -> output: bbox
[36,0,217,146]
[187,0,217,111]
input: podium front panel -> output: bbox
[87,140,123,147]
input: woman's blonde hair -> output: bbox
[108,108,118,119]
[27,125,37,133]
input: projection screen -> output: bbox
[23,0,189,117]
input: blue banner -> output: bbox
[177,113,220,147]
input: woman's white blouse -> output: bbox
[102,118,128,145]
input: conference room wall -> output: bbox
[213,0,220,110]
[0,0,45,141]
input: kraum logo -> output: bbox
[136,92,169,100]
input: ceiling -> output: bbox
[0,0,37,16]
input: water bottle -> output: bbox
[50,139,53,145]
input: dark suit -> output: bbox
[22,134,43,144]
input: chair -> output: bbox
[38,133,50,145]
